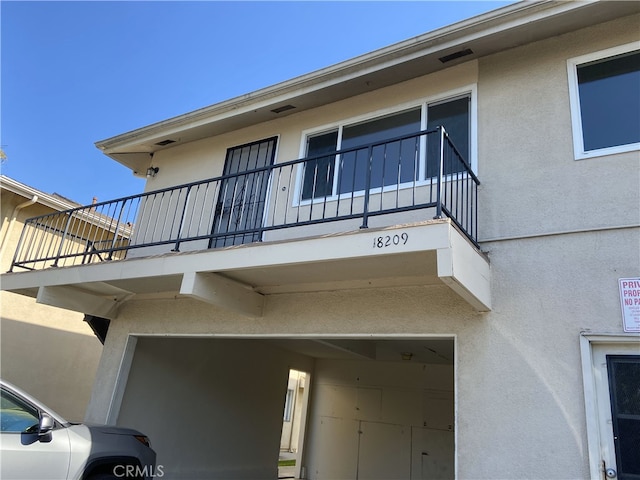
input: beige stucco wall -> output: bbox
[478,13,640,241]
[147,60,478,194]
[0,189,103,421]
[87,226,637,479]
[117,337,313,479]
[83,13,640,480]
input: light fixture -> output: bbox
[146,166,159,178]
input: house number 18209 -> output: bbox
[373,232,409,249]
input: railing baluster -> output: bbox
[435,126,445,219]
[360,145,374,229]
[52,212,74,267]
[172,185,192,252]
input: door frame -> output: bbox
[210,136,279,247]
[580,333,640,480]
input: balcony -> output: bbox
[3,127,491,315]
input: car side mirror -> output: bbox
[38,413,54,436]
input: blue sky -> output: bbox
[1,1,511,205]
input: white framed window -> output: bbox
[296,86,477,203]
[283,388,294,422]
[567,43,640,160]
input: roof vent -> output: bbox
[155,139,176,146]
[271,105,296,114]
[439,48,474,64]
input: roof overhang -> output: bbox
[95,1,640,175]
[0,175,79,212]
[1,220,491,319]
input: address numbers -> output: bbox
[373,232,409,249]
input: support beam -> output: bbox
[315,339,377,360]
[437,240,491,312]
[180,272,265,318]
[36,285,130,319]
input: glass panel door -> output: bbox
[210,137,277,247]
[607,355,640,480]
[426,96,470,177]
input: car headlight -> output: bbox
[134,435,151,448]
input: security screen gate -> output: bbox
[606,355,640,480]
[210,137,277,248]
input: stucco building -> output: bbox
[0,176,103,421]
[2,1,639,479]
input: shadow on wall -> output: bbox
[0,318,103,422]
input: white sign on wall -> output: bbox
[619,277,640,333]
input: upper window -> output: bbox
[300,93,473,201]
[568,44,640,159]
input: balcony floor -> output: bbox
[1,219,490,318]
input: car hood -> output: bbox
[70,423,146,437]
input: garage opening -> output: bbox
[115,336,454,480]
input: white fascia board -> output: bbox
[0,175,78,212]
[2,220,491,312]
[1,221,453,291]
[95,1,594,154]
[437,226,491,311]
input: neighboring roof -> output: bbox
[0,175,81,212]
[0,175,132,238]
[95,0,640,174]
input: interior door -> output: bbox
[592,343,640,480]
[210,137,277,248]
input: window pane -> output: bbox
[607,356,640,477]
[426,96,470,177]
[1,389,40,433]
[302,130,338,200]
[283,389,294,422]
[339,109,421,193]
[577,50,640,151]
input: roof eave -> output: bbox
[95,0,638,170]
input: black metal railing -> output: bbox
[9,127,479,271]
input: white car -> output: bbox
[0,379,157,480]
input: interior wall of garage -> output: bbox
[305,358,454,480]
[116,337,314,479]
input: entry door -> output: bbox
[210,137,277,248]
[592,343,640,480]
[606,355,640,480]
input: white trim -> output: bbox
[579,333,640,480]
[294,85,477,206]
[259,134,281,240]
[567,42,640,161]
[0,175,79,212]
[96,1,625,154]
[106,335,138,425]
